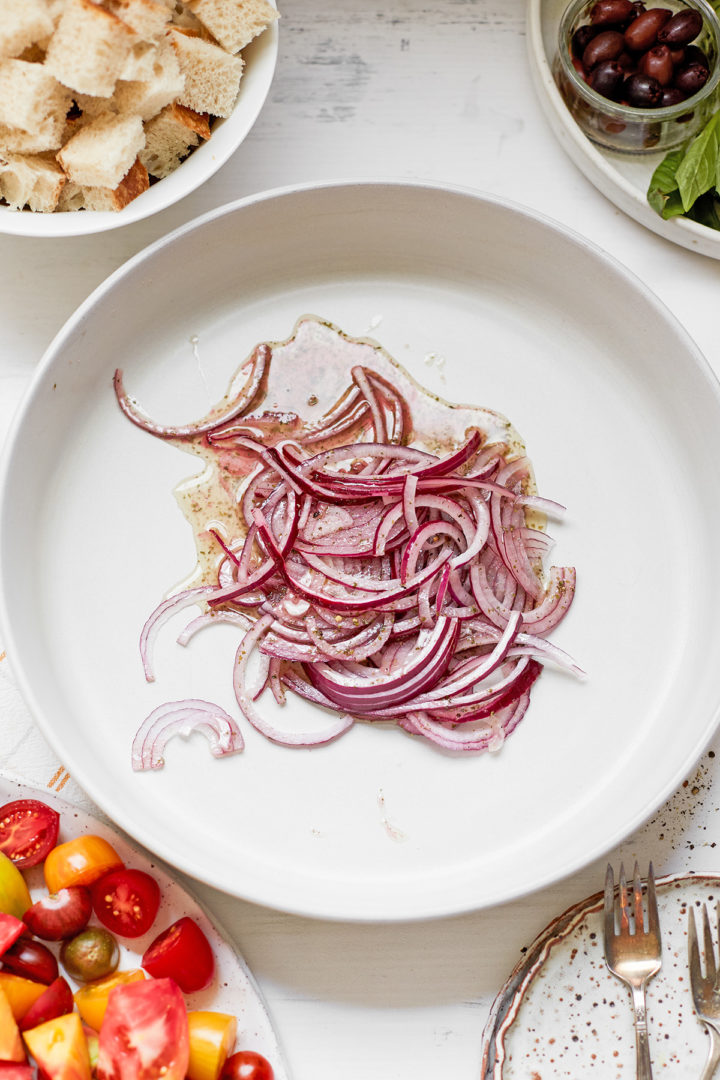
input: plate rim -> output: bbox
[3,180,720,921]
[526,0,720,259]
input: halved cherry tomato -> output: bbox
[0,973,46,1021]
[22,1012,91,1080]
[18,977,74,1032]
[23,887,92,941]
[0,914,26,957]
[0,801,59,870]
[96,977,189,1080]
[0,1064,34,1078]
[91,869,160,939]
[0,852,32,920]
[187,1011,237,1080]
[74,970,145,1031]
[142,916,214,993]
[44,836,123,894]
[2,937,58,985]
[220,1051,274,1080]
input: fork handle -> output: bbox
[699,1025,720,1080]
[631,983,654,1080]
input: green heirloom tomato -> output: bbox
[0,850,31,919]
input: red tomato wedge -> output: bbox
[96,977,189,1080]
[91,869,160,939]
[18,977,74,1032]
[0,801,59,870]
[142,917,214,993]
[0,1066,34,1079]
[0,914,25,958]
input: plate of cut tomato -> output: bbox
[0,776,289,1080]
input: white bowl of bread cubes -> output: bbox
[0,0,278,235]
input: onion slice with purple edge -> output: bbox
[122,347,579,760]
[131,699,245,771]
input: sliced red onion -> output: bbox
[131,699,244,771]
[114,344,268,440]
[140,586,215,682]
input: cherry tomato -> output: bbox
[23,887,92,941]
[44,835,123,894]
[0,853,31,920]
[18,976,74,1032]
[91,868,160,939]
[1,936,58,984]
[220,1052,274,1080]
[96,977,189,1080]
[0,800,59,870]
[142,916,214,993]
[0,1065,34,1078]
[60,927,119,983]
[187,1011,237,1080]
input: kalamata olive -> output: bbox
[589,58,626,97]
[617,50,636,71]
[572,56,587,78]
[657,8,703,45]
[624,7,672,50]
[624,70,664,105]
[660,85,687,104]
[639,43,674,84]
[674,60,710,94]
[584,29,626,67]
[1,937,59,984]
[590,0,634,25]
[685,44,710,70]
[60,926,119,983]
[572,23,601,57]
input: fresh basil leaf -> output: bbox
[676,111,720,211]
[647,148,685,216]
[660,189,687,219]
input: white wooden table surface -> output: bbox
[3,2,720,1077]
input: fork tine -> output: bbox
[702,902,717,984]
[619,863,631,934]
[633,861,644,932]
[646,862,660,936]
[689,905,701,981]
[604,863,616,942]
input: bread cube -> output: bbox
[0,0,54,60]
[45,0,137,97]
[168,28,242,116]
[114,39,184,119]
[107,0,171,41]
[0,151,66,211]
[0,61,71,148]
[81,156,149,209]
[139,100,209,177]
[57,112,144,187]
[186,0,277,54]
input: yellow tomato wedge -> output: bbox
[0,850,31,919]
[23,1012,92,1080]
[186,1011,238,1080]
[0,985,26,1062]
[0,972,47,1021]
[44,835,123,893]
[74,969,146,1030]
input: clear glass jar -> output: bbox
[555,0,720,153]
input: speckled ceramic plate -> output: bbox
[481,872,719,1077]
[0,774,290,1079]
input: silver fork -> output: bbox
[688,902,720,1080]
[604,863,662,1080]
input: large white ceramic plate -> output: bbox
[527,0,720,259]
[2,181,720,921]
[0,775,289,1078]
[481,872,719,1077]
